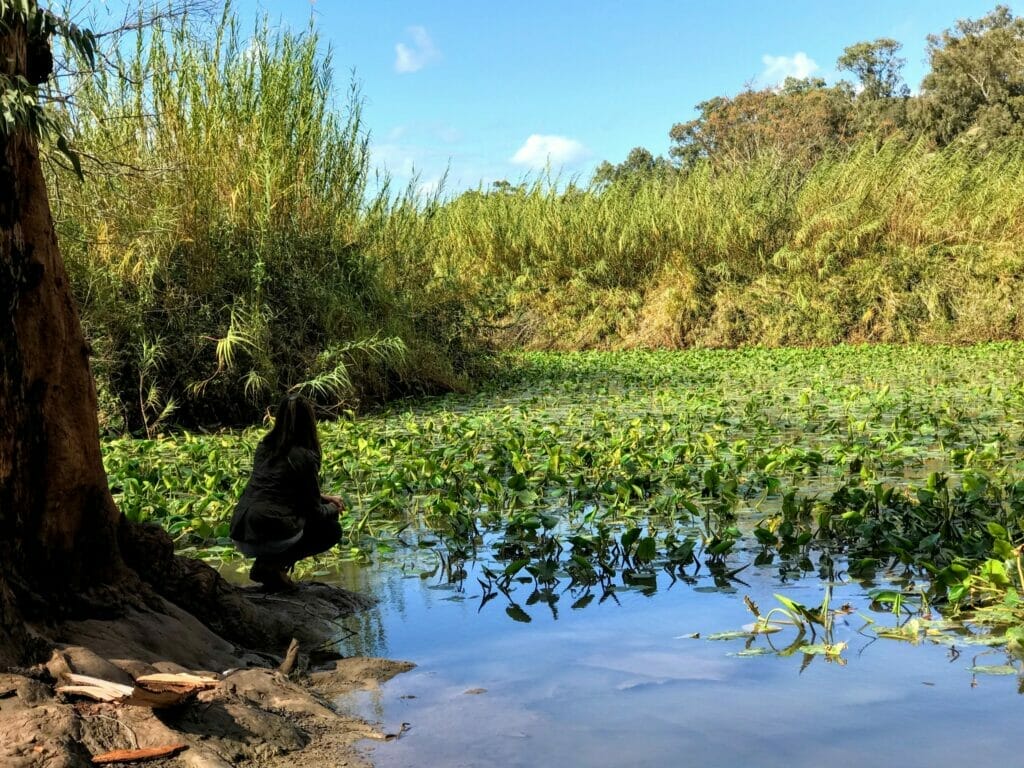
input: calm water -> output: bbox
[328,555,1022,768]
[307,348,1024,767]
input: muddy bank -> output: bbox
[0,656,413,767]
[1,574,413,767]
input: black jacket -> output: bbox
[230,442,334,548]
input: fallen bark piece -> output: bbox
[134,672,220,693]
[57,674,134,702]
[278,638,300,675]
[92,744,188,764]
[124,672,220,708]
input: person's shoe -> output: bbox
[250,560,296,592]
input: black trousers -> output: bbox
[258,513,342,569]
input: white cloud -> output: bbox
[416,177,444,198]
[394,26,440,74]
[371,143,417,176]
[759,51,819,87]
[510,134,589,169]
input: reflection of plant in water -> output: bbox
[720,590,850,668]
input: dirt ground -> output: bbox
[0,584,414,768]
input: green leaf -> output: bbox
[705,630,751,641]
[503,558,530,577]
[634,536,656,562]
[56,134,83,181]
[620,526,641,551]
[969,665,1017,676]
[987,522,1009,541]
[505,604,532,623]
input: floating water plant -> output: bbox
[104,344,1024,656]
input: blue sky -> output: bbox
[112,1,1024,193]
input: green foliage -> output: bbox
[668,80,855,168]
[0,0,94,174]
[919,5,1024,146]
[837,38,909,101]
[107,344,1024,639]
[433,137,1024,351]
[592,146,675,188]
[837,38,911,136]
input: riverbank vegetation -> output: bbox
[47,3,1024,429]
[435,5,1024,351]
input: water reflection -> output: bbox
[327,553,1024,768]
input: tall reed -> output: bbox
[51,5,480,430]
[426,138,1024,349]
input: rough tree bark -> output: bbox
[0,10,126,667]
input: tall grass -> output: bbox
[428,139,1024,350]
[51,6,482,431]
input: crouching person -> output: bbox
[231,394,344,591]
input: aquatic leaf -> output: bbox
[753,527,777,546]
[801,641,847,657]
[571,594,594,611]
[968,665,1017,676]
[729,648,772,657]
[503,558,530,577]
[980,559,1012,588]
[634,537,657,562]
[505,604,532,623]
[930,634,1007,648]
[773,593,819,625]
[993,538,1015,560]
[621,527,641,551]
[867,589,902,605]
[874,620,921,642]
[986,522,1009,540]
[705,631,751,641]
[742,621,784,635]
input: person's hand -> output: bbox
[321,494,344,512]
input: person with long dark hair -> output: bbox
[231,394,344,590]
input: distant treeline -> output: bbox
[50,4,1024,431]
[600,5,1024,178]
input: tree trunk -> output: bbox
[0,7,374,677]
[0,11,125,666]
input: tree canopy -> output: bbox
[600,4,1024,181]
[919,4,1024,145]
[668,78,854,169]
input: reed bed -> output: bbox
[431,139,1024,350]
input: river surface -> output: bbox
[309,347,1024,767]
[326,555,1021,768]
[201,347,1024,766]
